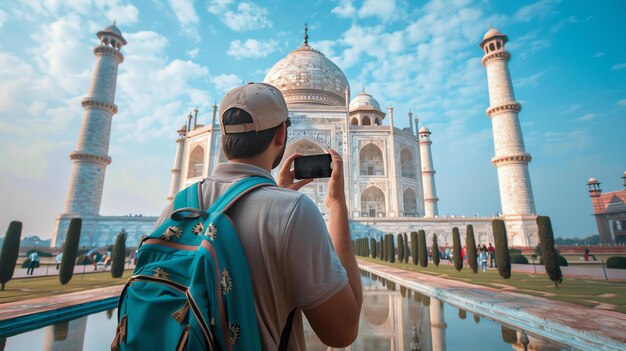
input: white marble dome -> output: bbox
[264,44,349,106]
[349,91,381,112]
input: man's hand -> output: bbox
[326,148,346,209]
[278,153,314,191]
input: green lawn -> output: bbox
[0,271,132,304]
[360,257,626,314]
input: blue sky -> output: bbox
[0,0,624,239]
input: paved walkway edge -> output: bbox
[358,260,626,351]
[0,285,123,338]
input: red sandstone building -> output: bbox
[587,172,626,243]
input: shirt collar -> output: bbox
[210,162,275,182]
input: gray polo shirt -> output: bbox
[155,162,348,350]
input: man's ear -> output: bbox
[275,122,287,147]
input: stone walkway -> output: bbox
[0,285,123,322]
[358,259,626,351]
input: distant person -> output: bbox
[461,245,467,267]
[87,248,99,270]
[478,246,488,272]
[27,251,39,276]
[55,252,63,270]
[583,247,590,262]
[488,243,496,268]
[444,245,452,263]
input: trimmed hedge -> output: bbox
[540,255,568,267]
[111,230,127,278]
[509,248,522,255]
[0,221,22,290]
[59,218,82,285]
[370,238,377,259]
[510,253,529,264]
[466,225,477,273]
[397,233,405,263]
[388,234,395,263]
[537,216,563,288]
[379,237,384,261]
[606,256,626,269]
[418,230,428,267]
[492,220,511,279]
[431,234,440,267]
[452,227,462,271]
[410,231,418,265]
[403,233,409,263]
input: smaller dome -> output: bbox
[103,24,122,36]
[349,91,381,112]
[419,126,430,134]
[483,28,501,40]
[587,177,599,184]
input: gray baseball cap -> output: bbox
[219,82,288,134]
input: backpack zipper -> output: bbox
[111,314,127,350]
[176,325,190,351]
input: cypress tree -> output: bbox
[431,234,440,267]
[370,238,377,259]
[537,216,563,288]
[379,237,384,261]
[492,220,511,279]
[466,225,478,273]
[397,233,404,263]
[452,227,462,271]
[410,231,418,265]
[388,234,396,263]
[418,230,428,267]
[0,221,22,291]
[59,218,82,285]
[403,233,409,263]
[111,229,127,278]
[383,235,389,261]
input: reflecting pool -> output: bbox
[1,272,572,350]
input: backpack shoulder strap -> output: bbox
[207,176,276,214]
[173,180,204,210]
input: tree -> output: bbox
[388,234,396,263]
[492,220,511,279]
[379,237,384,261]
[383,235,389,261]
[410,231,418,265]
[466,225,478,273]
[0,221,22,290]
[452,227,462,271]
[418,230,428,267]
[537,216,563,288]
[370,238,377,259]
[111,229,127,278]
[431,234,440,268]
[403,233,409,263]
[59,218,82,285]
[397,233,405,263]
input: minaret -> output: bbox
[63,24,126,215]
[480,28,536,216]
[419,126,439,217]
[167,125,187,202]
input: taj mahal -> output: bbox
[51,25,540,250]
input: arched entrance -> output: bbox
[361,186,386,218]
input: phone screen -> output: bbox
[294,154,333,179]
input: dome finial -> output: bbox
[362,84,365,93]
[303,23,309,46]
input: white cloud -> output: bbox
[514,0,561,22]
[331,0,356,18]
[358,0,396,21]
[209,1,272,31]
[187,48,199,58]
[212,74,242,93]
[574,113,595,122]
[513,70,549,88]
[611,63,626,70]
[0,9,6,29]
[167,0,200,41]
[617,99,626,106]
[94,0,140,25]
[594,52,605,58]
[227,39,278,59]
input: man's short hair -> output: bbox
[222,108,281,159]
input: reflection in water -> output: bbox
[44,316,87,351]
[3,271,570,351]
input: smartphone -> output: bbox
[294,154,333,179]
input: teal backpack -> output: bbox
[112,176,281,351]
